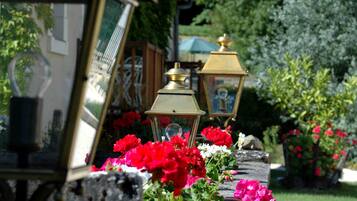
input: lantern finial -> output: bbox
[164,62,189,90]
[218,33,231,52]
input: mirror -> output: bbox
[0,2,87,168]
[70,0,132,168]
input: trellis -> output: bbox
[112,41,164,110]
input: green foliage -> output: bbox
[249,0,357,77]
[181,179,224,201]
[0,3,53,115]
[233,87,282,141]
[263,125,284,164]
[144,179,224,201]
[85,101,103,119]
[259,55,357,130]
[143,181,180,201]
[179,25,214,37]
[128,1,176,51]
[194,0,281,69]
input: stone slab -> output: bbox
[219,150,271,201]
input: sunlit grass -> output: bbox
[270,169,357,201]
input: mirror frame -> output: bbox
[0,0,137,182]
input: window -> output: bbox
[49,4,68,55]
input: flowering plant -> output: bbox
[234,179,275,201]
[201,126,233,148]
[283,123,350,178]
[94,135,206,197]
[198,143,237,181]
[97,110,152,152]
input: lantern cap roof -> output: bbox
[198,34,248,76]
[145,88,205,116]
[164,62,189,90]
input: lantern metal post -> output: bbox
[198,34,248,126]
[0,0,137,200]
[145,62,205,147]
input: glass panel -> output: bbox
[204,75,240,115]
[152,115,195,141]
[70,0,130,168]
[0,2,86,168]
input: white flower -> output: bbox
[198,144,232,159]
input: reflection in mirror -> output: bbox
[71,0,132,168]
[0,2,86,168]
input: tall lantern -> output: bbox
[198,34,247,122]
[0,0,137,200]
[145,62,205,147]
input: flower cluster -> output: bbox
[234,179,276,201]
[198,143,236,181]
[113,134,141,153]
[284,123,350,177]
[198,144,232,159]
[201,126,233,148]
[95,135,206,196]
[112,111,142,131]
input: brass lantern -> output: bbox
[145,62,205,147]
[198,34,247,121]
[0,0,137,199]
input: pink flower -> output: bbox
[312,125,321,134]
[324,129,334,137]
[184,175,201,188]
[234,179,275,201]
[340,150,347,156]
[332,154,340,160]
[297,153,302,158]
[313,134,320,141]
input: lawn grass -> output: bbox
[270,169,357,201]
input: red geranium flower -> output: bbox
[113,134,141,153]
[314,167,321,176]
[112,111,141,131]
[159,116,171,127]
[324,129,334,137]
[294,146,303,152]
[289,129,301,135]
[312,125,321,134]
[336,129,348,138]
[201,126,233,148]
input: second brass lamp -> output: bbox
[198,34,247,121]
[145,62,205,146]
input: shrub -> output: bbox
[258,55,357,130]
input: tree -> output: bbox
[127,1,176,51]
[194,0,281,69]
[0,3,52,115]
[248,0,357,77]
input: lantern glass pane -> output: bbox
[151,115,195,141]
[204,75,240,115]
[0,2,87,169]
[70,0,129,168]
